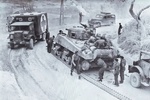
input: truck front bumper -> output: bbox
[8,41,28,46]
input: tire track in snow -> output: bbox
[8,49,25,94]
[8,48,51,100]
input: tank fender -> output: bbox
[131,66,144,78]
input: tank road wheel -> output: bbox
[80,60,90,71]
[130,72,141,88]
[53,45,63,58]
[62,50,71,65]
[28,38,34,49]
[41,33,46,41]
[57,51,62,58]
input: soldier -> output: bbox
[97,58,107,82]
[58,30,66,35]
[86,36,96,45]
[120,56,126,83]
[46,31,50,44]
[80,23,88,29]
[94,39,106,49]
[70,51,81,79]
[113,58,120,86]
[118,23,123,36]
[47,36,55,53]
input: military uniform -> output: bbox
[120,57,126,83]
[118,23,123,36]
[113,59,120,86]
[97,58,107,81]
[47,37,54,53]
[71,52,80,76]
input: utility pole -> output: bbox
[59,0,64,25]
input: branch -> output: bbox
[129,0,137,20]
[137,5,150,20]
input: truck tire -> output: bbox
[130,72,141,88]
[28,38,34,49]
[98,22,101,27]
[41,33,46,41]
[10,44,14,49]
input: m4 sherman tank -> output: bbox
[52,26,119,72]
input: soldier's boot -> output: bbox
[70,72,73,76]
[120,80,123,84]
[78,75,81,79]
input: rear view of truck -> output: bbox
[7,12,49,49]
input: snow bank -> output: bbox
[118,16,150,57]
[117,0,150,57]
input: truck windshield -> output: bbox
[10,26,29,31]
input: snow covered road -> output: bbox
[6,42,118,100]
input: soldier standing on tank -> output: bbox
[47,36,55,53]
[113,58,120,86]
[70,51,81,79]
[120,56,126,84]
[97,58,107,82]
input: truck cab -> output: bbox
[9,22,34,49]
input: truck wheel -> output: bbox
[10,44,14,49]
[28,38,34,49]
[98,22,101,27]
[41,33,46,41]
[130,72,141,88]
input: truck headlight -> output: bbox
[9,34,14,39]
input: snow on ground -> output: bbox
[0,71,36,100]
[6,42,118,100]
[28,43,119,100]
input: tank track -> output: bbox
[51,50,131,100]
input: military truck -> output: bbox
[7,12,49,49]
[129,51,150,88]
[52,26,119,72]
[88,12,115,28]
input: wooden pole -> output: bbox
[59,0,64,25]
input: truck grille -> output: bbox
[14,33,23,41]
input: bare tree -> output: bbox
[129,0,150,38]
